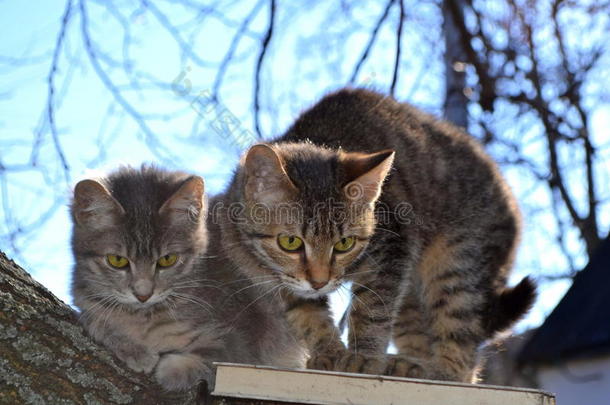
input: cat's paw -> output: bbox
[306,352,337,371]
[383,355,426,379]
[335,352,386,375]
[117,344,159,373]
[307,350,385,374]
[155,353,211,392]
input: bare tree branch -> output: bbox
[213,0,264,100]
[349,0,395,84]
[78,0,181,166]
[46,0,73,184]
[390,0,404,96]
[254,0,276,139]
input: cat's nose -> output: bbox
[132,279,154,303]
[310,280,328,290]
[135,293,152,303]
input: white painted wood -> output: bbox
[212,363,556,405]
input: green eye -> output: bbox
[157,254,178,268]
[107,254,129,269]
[277,235,304,252]
[334,237,356,253]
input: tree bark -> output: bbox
[0,251,198,405]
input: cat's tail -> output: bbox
[484,276,537,336]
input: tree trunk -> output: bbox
[0,251,199,405]
[442,0,469,128]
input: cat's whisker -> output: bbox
[344,268,379,278]
[350,281,389,316]
[85,297,118,337]
[79,295,116,323]
[100,299,120,332]
[337,284,358,349]
[173,278,218,285]
[225,279,277,300]
[218,275,277,287]
[168,292,214,315]
[231,283,283,324]
[350,226,401,238]
[172,283,220,290]
[348,288,377,321]
[360,251,384,272]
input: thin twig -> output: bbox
[390,0,404,96]
[350,0,395,84]
[79,0,179,166]
[213,0,264,99]
[46,0,73,183]
[254,0,276,139]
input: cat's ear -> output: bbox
[341,149,395,204]
[72,179,125,229]
[159,176,205,226]
[243,144,297,204]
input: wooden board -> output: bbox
[211,363,556,405]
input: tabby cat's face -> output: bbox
[71,170,207,311]
[235,143,394,299]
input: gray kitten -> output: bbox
[70,165,303,392]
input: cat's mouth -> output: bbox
[286,280,340,299]
[117,292,167,309]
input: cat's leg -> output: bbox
[284,295,347,371]
[84,317,159,373]
[346,275,397,355]
[392,289,431,359]
[155,352,211,391]
[340,261,407,375]
[387,288,431,378]
[417,234,489,382]
[154,331,229,391]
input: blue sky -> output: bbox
[1,1,608,331]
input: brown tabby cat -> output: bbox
[71,166,303,392]
[218,88,536,382]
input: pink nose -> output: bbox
[135,293,152,303]
[310,280,328,290]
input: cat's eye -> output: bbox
[107,254,129,269]
[334,236,356,253]
[157,254,178,268]
[277,235,304,252]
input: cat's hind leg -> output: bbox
[416,234,491,382]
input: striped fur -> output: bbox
[220,88,536,382]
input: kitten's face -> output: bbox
[236,143,394,299]
[71,170,207,311]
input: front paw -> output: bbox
[335,352,386,375]
[307,350,385,375]
[383,355,426,379]
[117,344,159,373]
[155,353,211,392]
[307,351,337,371]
